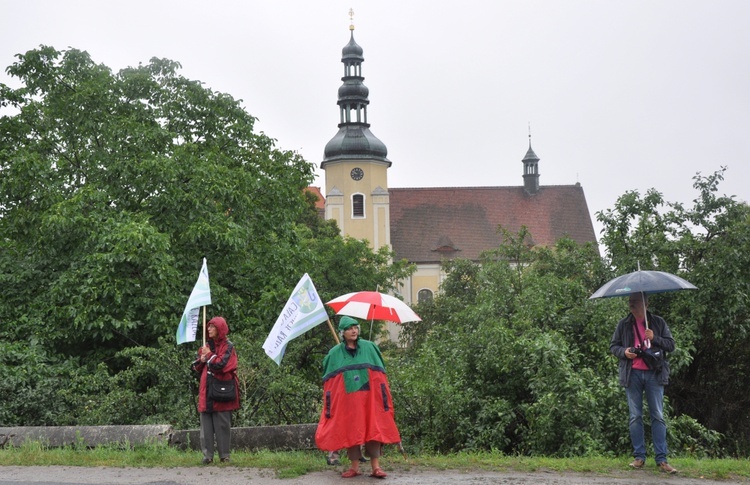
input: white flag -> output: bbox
[263,273,328,365]
[176,258,212,344]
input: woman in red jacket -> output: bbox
[191,316,240,464]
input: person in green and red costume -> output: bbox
[315,316,401,479]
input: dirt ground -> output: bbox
[1,466,747,485]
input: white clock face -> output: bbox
[350,167,364,181]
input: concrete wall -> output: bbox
[0,424,318,451]
[0,425,172,448]
[171,424,317,451]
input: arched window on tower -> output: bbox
[417,288,433,304]
[352,193,365,218]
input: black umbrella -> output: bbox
[589,269,697,300]
[589,266,697,331]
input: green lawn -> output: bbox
[1,442,749,481]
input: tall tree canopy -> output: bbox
[0,46,316,357]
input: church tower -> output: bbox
[321,16,391,251]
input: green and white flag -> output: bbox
[263,273,328,365]
[176,258,212,345]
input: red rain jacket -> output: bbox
[315,339,401,451]
[191,317,240,413]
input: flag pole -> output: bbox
[202,306,207,346]
[326,317,340,344]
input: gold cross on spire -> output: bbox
[349,8,355,30]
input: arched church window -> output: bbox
[352,193,365,218]
[418,288,433,303]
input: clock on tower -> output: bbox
[350,167,364,181]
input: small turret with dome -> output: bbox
[522,125,540,194]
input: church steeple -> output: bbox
[320,12,392,253]
[522,126,540,194]
[321,13,390,167]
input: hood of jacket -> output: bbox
[208,316,229,342]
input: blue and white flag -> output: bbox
[176,258,212,345]
[263,273,328,365]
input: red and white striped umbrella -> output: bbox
[326,291,422,324]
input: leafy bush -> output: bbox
[0,341,80,426]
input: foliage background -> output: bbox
[2,47,749,458]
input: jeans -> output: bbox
[626,369,667,464]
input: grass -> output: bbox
[1,442,750,481]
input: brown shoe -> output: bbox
[629,458,645,469]
[658,462,678,474]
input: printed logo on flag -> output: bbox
[294,280,319,314]
[263,274,328,365]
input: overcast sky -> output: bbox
[2,1,749,244]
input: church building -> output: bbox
[318,24,597,328]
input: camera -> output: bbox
[629,347,644,356]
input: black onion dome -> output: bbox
[342,32,364,61]
[338,81,369,100]
[324,126,389,162]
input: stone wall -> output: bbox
[0,425,171,448]
[0,424,317,451]
[171,424,317,451]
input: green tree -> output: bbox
[597,168,750,453]
[0,46,315,359]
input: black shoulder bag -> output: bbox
[208,372,237,402]
[206,340,238,402]
[633,324,664,373]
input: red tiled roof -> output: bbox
[389,185,597,263]
[305,186,326,210]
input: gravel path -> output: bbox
[1,466,746,485]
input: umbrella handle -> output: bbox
[640,292,652,348]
